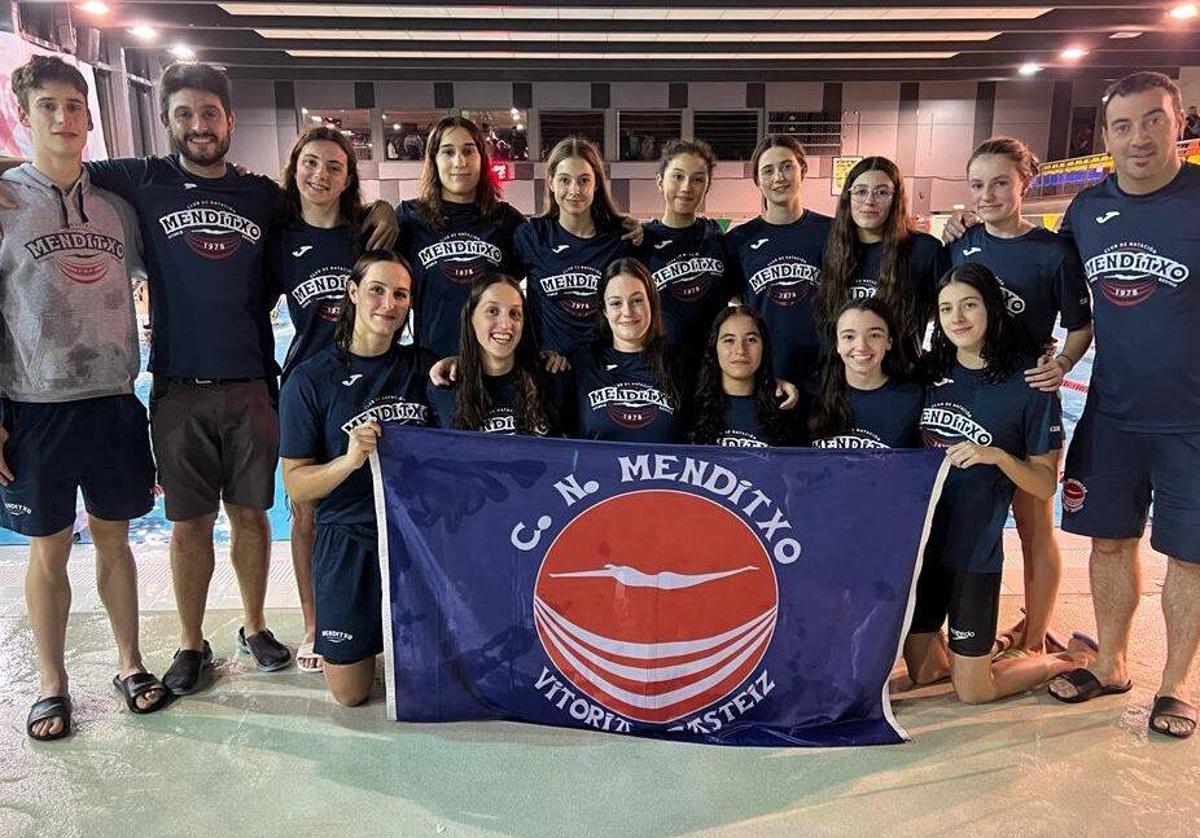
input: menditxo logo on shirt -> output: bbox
[23,230,124,285]
[540,266,600,318]
[718,429,768,448]
[653,254,723,302]
[341,396,429,432]
[587,384,673,429]
[920,402,993,447]
[417,234,502,285]
[812,430,889,449]
[1084,242,1189,307]
[533,490,778,724]
[292,266,349,321]
[158,201,262,260]
[748,257,819,306]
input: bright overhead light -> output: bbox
[392,122,400,130]
[78,1,110,15]
[128,24,158,42]
[1060,46,1088,60]
[516,123,525,131]
[287,48,959,60]
[1109,30,1143,39]
[310,115,321,123]
[952,204,966,210]
[1018,62,1042,76]
[170,44,197,60]
[1169,4,1199,21]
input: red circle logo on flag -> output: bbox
[533,489,778,725]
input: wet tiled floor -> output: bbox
[0,533,1195,838]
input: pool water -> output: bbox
[0,319,1093,546]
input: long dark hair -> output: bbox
[413,115,503,231]
[809,298,906,441]
[333,250,413,354]
[921,263,1028,384]
[689,306,790,446]
[592,257,677,408]
[453,273,553,435]
[543,136,622,230]
[816,156,920,349]
[280,125,364,229]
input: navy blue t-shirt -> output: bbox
[268,220,355,381]
[949,224,1091,348]
[280,343,433,525]
[427,370,551,435]
[1060,163,1200,432]
[811,379,924,449]
[86,156,279,378]
[716,395,772,448]
[396,199,526,359]
[567,346,680,443]
[921,361,1063,572]
[724,211,832,382]
[515,217,632,355]
[638,218,731,357]
[851,232,948,351]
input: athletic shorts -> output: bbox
[909,562,1003,658]
[312,522,383,665]
[1062,406,1200,564]
[0,395,155,537]
[149,377,279,522]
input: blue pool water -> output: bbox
[0,319,1093,546]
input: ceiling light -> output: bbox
[1109,30,1143,39]
[128,24,158,41]
[78,1,110,15]
[301,107,309,114]
[1169,4,1199,21]
[1060,46,1088,60]
[392,123,400,130]
[1018,62,1042,76]
[516,123,525,131]
[170,44,197,60]
[310,115,321,123]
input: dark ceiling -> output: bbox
[73,1,1200,81]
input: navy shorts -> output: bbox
[1062,406,1200,564]
[312,522,383,665]
[0,395,156,537]
[909,562,1003,658]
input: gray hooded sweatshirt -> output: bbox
[0,163,145,402]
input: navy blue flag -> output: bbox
[371,428,948,747]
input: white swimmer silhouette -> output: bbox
[549,563,757,590]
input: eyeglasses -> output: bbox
[849,186,895,202]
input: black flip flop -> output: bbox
[1048,667,1133,704]
[1150,695,1197,740]
[27,695,72,741]
[112,672,171,714]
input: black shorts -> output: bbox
[149,377,279,522]
[0,395,155,537]
[312,522,383,665]
[909,562,1003,658]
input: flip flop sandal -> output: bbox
[296,641,324,674]
[112,672,171,714]
[1150,695,1197,740]
[1048,667,1133,704]
[27,695,72,741]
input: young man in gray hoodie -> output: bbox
[0,55,169,741]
